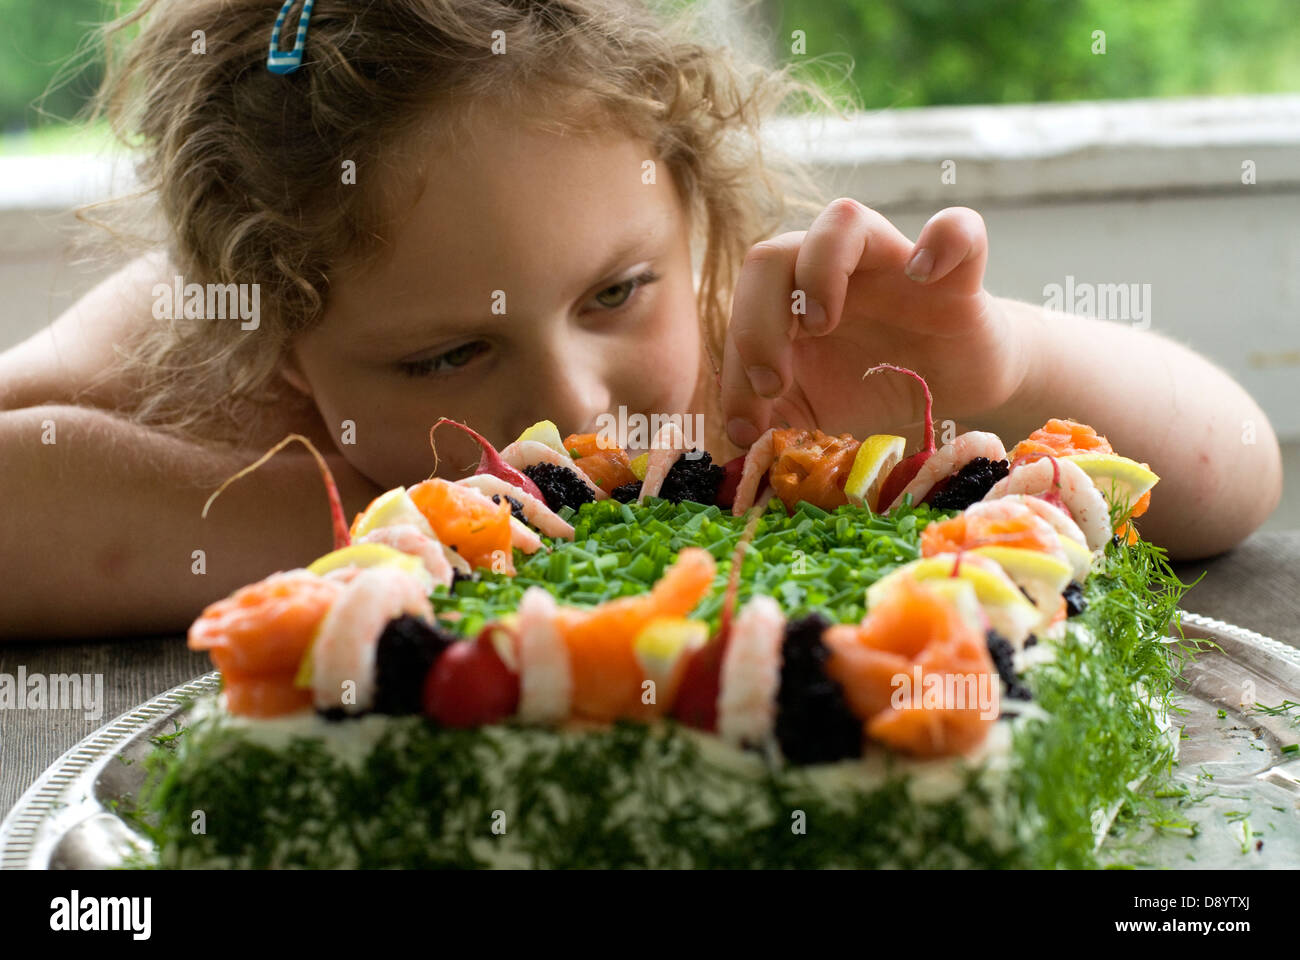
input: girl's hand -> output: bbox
[721,199,1029,447]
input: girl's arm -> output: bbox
[978,299,1283,561]
[0,253,164,413]
[0,404,385,638]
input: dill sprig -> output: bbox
[1014,534,1196,867]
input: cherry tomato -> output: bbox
[422,634,520,727]
[671,638,726,731]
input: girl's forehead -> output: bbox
[326,115,688,326]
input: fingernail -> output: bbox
[727,417,759,447]
[801,298,829,335]
[746,365,783,398]
[905,248,934,282]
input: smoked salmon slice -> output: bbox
[558,548,715,722]
[188,570,343,717]
[824,576,997,757]
[768,428,860,513]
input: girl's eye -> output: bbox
[397,340,488,378]
[590,270,660,310]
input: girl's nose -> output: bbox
[519,349,612,440]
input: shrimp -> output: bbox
[730,428,778,517]
[886,431,1007,512]
[716,594,785,750]
[515,587,572,723]
[311,566,435,714]
[638,420,689,502]
[992,493,1088,547]
[922,498,1069,565]
[355,524,455,588]
[509,516,544,554]
[456,474,575,539]
[983,456,1111,550]
[498,440,608,499]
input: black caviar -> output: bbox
[656,451,725,505]
[926,457,1011,511]
[491,492,527,526]
[1062,581,1087,617]
[986,630,1031,701]
[775,612,863,764]
[522,462,596,513]
[610,481,642,503]
[373,615,457,715]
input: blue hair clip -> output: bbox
[267,0,314,75]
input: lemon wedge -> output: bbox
[487,614,521,672]
[635,617,709,706]
[515,420,568,457]
[1055,534,1094,582]
[294,646,315,689]
[968,546,1072,626]
[844,434,906,511]
[351,487,435,539]
[1064,453,1159,516]
[630,452,650,481]
[307,543,427,579]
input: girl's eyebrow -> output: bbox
[585,226,667,286]
[351,221,672,348]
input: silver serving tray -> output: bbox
[2,613,1298,870]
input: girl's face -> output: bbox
[283,116,704,488]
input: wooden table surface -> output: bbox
[3,531,1299,821]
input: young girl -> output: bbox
[0,0,1282,637]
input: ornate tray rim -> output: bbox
[1,611,1296,870]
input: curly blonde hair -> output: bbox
[86,0,848,445]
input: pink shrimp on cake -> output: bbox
[499,440,608,499]
[984,456,1111,550]
[886,431,1007,512]
[638,419,690,502]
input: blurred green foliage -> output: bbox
[0,0,1296,139]
[0,0,120,132]
[773,0,1300,109]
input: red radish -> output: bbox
[202,433,350,550]
[715,454,746,508]
[672,634,726,730]
[430,418,545,503]
[673,510,761,730]
[422,630,520,727]
[865,364,937,510]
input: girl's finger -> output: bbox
[721,318,771,447]
[727,232,803,401]
[904,206,988,292]
[793,198,915,338]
